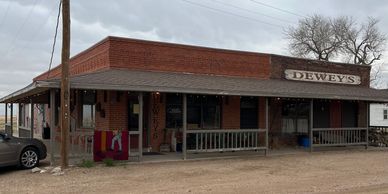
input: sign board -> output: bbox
[94,130,128,161]
[284,69,361,85]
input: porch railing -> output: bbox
[69,132,94,157]
[186,129,267,153]
[18,126,30,138]
[311,128,368,147]
[5,123,12,135]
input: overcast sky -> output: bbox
[1,0,388,115]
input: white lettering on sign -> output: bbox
[284,69,361,85]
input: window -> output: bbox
[342,101,358,127]
[166,94,183,128]
[166,95,220,129]
[0,134,3,143]
[282,100,309,134]
[384,110,388,120]
[80,91,96,128]
[240,97,258,129]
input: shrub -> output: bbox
[79,159,94,168]
[103,158,115,167]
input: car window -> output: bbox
[0,135,3,143]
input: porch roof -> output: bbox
[2,69,388,103]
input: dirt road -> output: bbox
[1,149,388,194]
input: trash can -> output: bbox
[43,127,50,139]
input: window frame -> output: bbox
[384,109,388,120]
[79,90,96,129]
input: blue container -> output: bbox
[298,136,310,148]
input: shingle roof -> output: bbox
[2,69,388,103]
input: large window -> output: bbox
[165,94,221,129]
[80,90,96,128]
[282,100,309,134]
[240,97,258,129]
[341,101,358,127]
[166,94,183,128]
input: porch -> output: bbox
[0,69,383,164]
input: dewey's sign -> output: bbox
[284,69,361,85]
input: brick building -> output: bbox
[2,36,388,161]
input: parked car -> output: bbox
[0,132,47,169]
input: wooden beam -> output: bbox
[60,0,70,168]
[310,99,314,152]
[10,103,13,136]
[265,97,269,156]
[50,89,56,165]
[30,101,34,138]
[138,92,143,161]
[183,94,187,160]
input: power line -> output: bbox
[13,1,62,56]
[181,0,283,28]
[4,0,41,56]
[250,0,305,18]
[0,0,12,28]
[211,0,295,24]
[47,0,62,79]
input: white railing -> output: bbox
[186,129,267,153]
[5,123,12,135]
[312,128,368,147]
[69,132,94,157]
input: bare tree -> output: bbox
[285,15,342,61]
[334,17,386,65]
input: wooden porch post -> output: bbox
[50,89,56,165]
[138,92,143,161]
[30,100,34,138]
[310,99,314,152]
[265,97,269,156]
[10,103,13,136]
[182,94,187,160]
[5,103,7,125]
[366,102,369,149]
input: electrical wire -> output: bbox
[211,0,295,24]
[4,0,40,56]
[250,0,305,18]
[181,0,283,28]
[0,0,12,29]
[47,0,62,79]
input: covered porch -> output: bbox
[1,69,386,164]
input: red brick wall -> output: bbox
[270,55,371,87]
[108,37,271,79]
[34,39,111,81]
[330,101,342,128]
[221,96,240,129]
[95,90,110,130]
[149,93,166,151]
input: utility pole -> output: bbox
[60,0,70,168]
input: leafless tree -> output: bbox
[285,15,342,61]
[334,17,386,65]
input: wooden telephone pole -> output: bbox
[60,0,70,168]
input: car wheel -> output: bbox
[20,147,39,169]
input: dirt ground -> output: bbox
[1,149,388,194]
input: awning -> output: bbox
[2,69,388,103]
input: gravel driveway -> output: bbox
[1,149,388,194]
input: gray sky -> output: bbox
[1,0,388,115]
